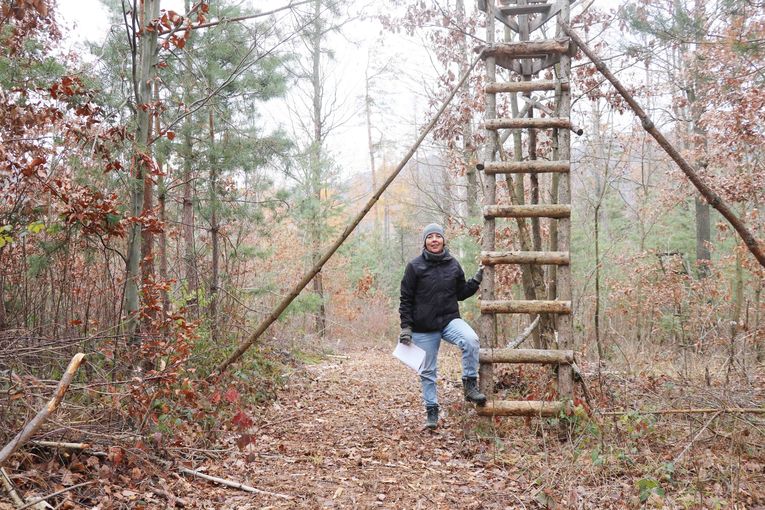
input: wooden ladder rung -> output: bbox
[481,39,572,59]
[480,299,572,315]
[476,400,564,417]
[479,348,574,364]
[483,204,570,219]
[481,250,569,266]
[499,4,552,16]
[483,117,572,130]
[485,80,569,94]
[480,160,570,174]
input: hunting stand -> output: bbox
[476,0,578,418]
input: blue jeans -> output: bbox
[412,318,480,407]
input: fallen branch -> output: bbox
[179,467,294,500]
[149,486,187,508]
[1,467,25,507]
[0,353,86,467]
[211,53,484,377]
[561,22,765,269]
[507,315,539,349]
[673,411,722,464]
[17,481,93,510]
[31,441,90,450]
[600,407,765,416]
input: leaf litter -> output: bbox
[4,345,765,508]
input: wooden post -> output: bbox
[478,1,498,399]
[484,204,571,219]
[556,3,574,406]
[482,160,571,174]
[479,348,574,364]
[477,400,564,417]
[481,250,570,266]
[480,300,572,315]
[483,117,573,130]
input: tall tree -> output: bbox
[308,0,327,338]
[122,0,160,347]
[391,0,485,225]
[194,2,290,341]
[286,0,350,338]
[180,0,200,316]
[621,0,715,278]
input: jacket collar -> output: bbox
[422,247,452,263]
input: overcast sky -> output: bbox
[55,1,616,181]
[56,0,437,180]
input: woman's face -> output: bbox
[425,233,444,254]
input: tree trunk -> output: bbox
[457,0,479,218]
[141,81,159,329]
[527,99,542,253]
[695,194,711,277]
[0,261,6,329]
[124,0,160,346]
[181,128,197,313]
[158,175,169,321]
[141,157,154,285]
[208,108,219,343]
[688,1,712,279]
[364,60,379,230]
[154,82,168,322]
[594,203,603,364]
[591,107,607,365]
[755,280,763,362]
[503,94,542,347]
[525,90,555,348]
[547,117,560,312]
[181,3,198,316]
[726,240,743,383]
[310,0,326,338]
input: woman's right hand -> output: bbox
[399,327,412,345]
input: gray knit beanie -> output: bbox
[421,223,445,246]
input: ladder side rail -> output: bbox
[478,1,498,401]
[555,0,574,404]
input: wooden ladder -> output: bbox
[477,0,577,418]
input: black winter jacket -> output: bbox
[399,249,480,332]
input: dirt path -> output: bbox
[185,345,529,509]
[7,344,762,508]
[154,345,765,509]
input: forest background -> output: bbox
[1,0,764,506]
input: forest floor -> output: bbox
[2,341,765,509]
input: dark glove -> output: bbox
[399,327,412,345]
[473,265,484,284]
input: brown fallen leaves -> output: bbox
[4,342,765,508]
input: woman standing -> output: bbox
[399,223,486,429]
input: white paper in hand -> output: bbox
[392,342,426,373]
